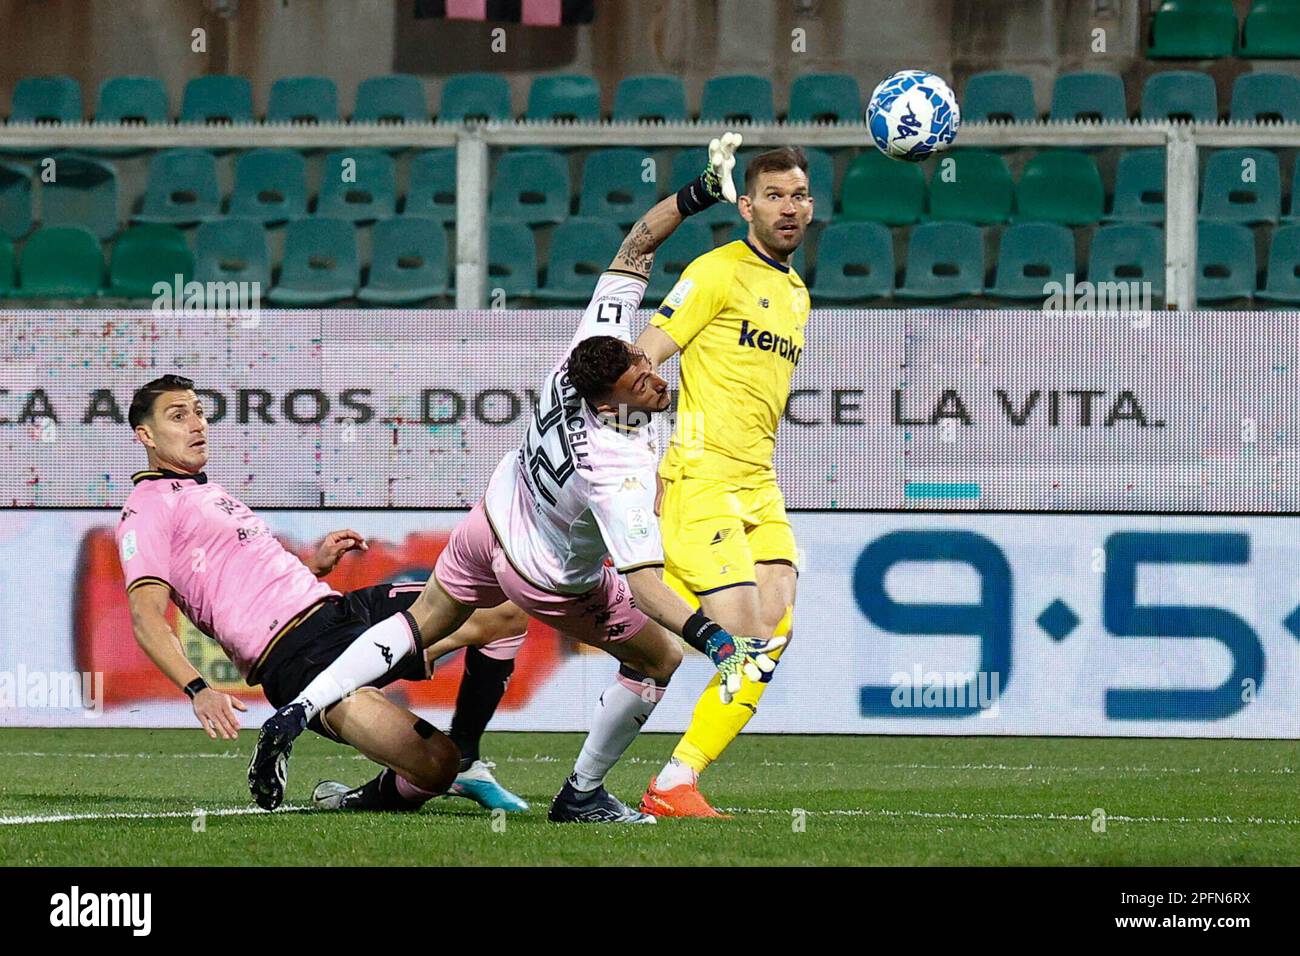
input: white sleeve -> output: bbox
[588,470,664,574]
[567,271,648,350]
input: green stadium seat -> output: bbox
[1141,71,1217,122]
[988,222,1074,299]
[646,219,713,302]
[669,148,749,225]
[961,71,1036,123]
[316,149,397,222]
[578,149,658,226]
[926,150,1013,225]
[1108,149,1165,223]
[269,218,358,305]
[137,149,220,224]
[536,218,624,301]
[10,76,82,123]
[700,74,775,124]
[180,75,254,124]
[1201,148,1281,224]
[490,150,570,225]
[488,220,538,298]
[787,73,860,124]
[1088,224,1165,298]
[1197,221,1255,302]
[353,74,428,123]
[896,221,984,299]
[406,149,457,224]
[1015,150,1104,225]
[194,219,271,289]
[359,217,448,303]
[229,149,307,224]
[1050,72,1127,122]
[727,222,806,277]
[1240,0,1300,56]
[527,75,601,122]
[0,236,14,296]
[0,163,33,240]
[804,147,834,222]
[41,155,119,240]
[809,221,894,302]
[840,150,925,226]
[109,224,194,299]
[1257,224,1300,302]
[1284,154,1300,221]
[1229,73,1300,123]
[440,73,512,122]
[13,226,104,297]
[612,75,687,123]
[1147,0,1239,58]
[267,76,339,124]
[95,76,169,123]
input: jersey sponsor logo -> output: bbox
[738,319,803,366]
[626,507,650,540]
[120,530,138,562]
[665,278,693,309]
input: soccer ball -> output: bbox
[867,70,960,162]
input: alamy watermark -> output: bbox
[0,666,104,717]
[152,274,262,327]
[888,667,1001,717]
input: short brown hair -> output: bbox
[744,146,809,196]
[128,374,195,428]
[566,336,635,405]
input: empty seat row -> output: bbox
[1148,0,1300,59]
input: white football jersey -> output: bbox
[483,271,664,593]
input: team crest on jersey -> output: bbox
[625,507,650,539]
[665,278,693,309]
[790,288,810,315]
[120,530,138,562]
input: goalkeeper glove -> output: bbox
[682,608,785,704]
[676,131,743,217]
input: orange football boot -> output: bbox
[638,776,733,819]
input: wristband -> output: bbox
[675,174,721,218]
[184,677,209,700]
[681,608,723,653]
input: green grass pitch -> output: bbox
[1,728,1296,866]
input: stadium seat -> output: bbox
[316,149,397,222]
[578,149,658,226]
[489,150,570,225]
[961,71,1036,123]
[1088,224,1165,298]
[137,149,221,224]
[1196,220,1256,302]
[1140,71,1218,122]
[1257,223,1300,303]
[1200,148,1281,224]
[95,76,169,123]
[406,149,457,224]
[108,224,194,299]
[895,221,984,299]
[926,150,1013,225]
[1240,0,1300,57]
[1285,154,1300,221]
[809,221,894,301]
[800,147,835,222]
[267,76,340,124]
[41,155,119,240]
[1229,73,1300,124]
[700,74,775,124]
[439,73,512,122]
[536,218,624,301]
[0,163,33,240]
[840,150,925,225]
[612,75,687,123]
[229,149,307,224]
[13,226,104,297]
[487,220,538,298]
[526,75,601,122]
[194,219,271,290]
[1108,148,1166,223]
[669,147,750,225]
[787,73,860,124]
[353,74,428,123]
[180,75,254,124]
[10,76,82,123]
[1049,72,1127,122]
[0,237,14,296]
[1147,0,1239,58]
[646,218,713,301]
[359,217,449,303]
[728,222,806,276]
[1015,150,1104,225]
[269,218,358,305]
[988,222,1075,299]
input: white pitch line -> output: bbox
[0,805,309,826]
[721,807,1300,827]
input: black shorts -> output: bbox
[258,583,426,740]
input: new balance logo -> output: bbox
[738,319,802,365]
[375,642,393,667]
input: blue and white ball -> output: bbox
[867,70,960,162]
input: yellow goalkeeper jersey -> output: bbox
[651,239,810,486]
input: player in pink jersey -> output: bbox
[118,374,533,813]
[255,134,784,823]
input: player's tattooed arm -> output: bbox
[608,194,684,279]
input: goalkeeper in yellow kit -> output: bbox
[636,142,813,817]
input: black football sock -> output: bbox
[448,647,515,772]
[346,768,424,812]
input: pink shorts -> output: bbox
[434,501,649,647]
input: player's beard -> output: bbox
[755,217,804,259]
